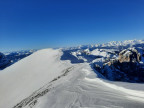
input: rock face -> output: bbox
[119,48,141,63]
[94,48,144,83]
[0,52,10,70]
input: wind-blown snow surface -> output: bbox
[0,49,73,108]
[0,48,144,108]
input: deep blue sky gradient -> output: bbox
[0,0,144,52]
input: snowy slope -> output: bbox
[0,42,144,108]
[28,63,144,108]
[0,50,36,70]
[0,49,73,108]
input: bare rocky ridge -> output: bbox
[119,48,141,63]
[94,48,144,82]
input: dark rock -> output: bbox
[0,52,10,70]
[94,48,144,83]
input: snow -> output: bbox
[91,49,109,57]
[0,49,72,108]
[31,63,144,108]
[123,50,132,56]
[70,39,144,50]
[0,47,144,108]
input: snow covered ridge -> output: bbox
[68,39,144,49]
[0,39,144,108]
[1,39,144,70]
[60,40,144,83]
[99,39,144,47]
[1,48,144,108]
[0,49,77,108]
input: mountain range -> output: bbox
[0,39,144,108]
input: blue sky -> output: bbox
[0,0,144,52]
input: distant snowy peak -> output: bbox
[96,40,144,48]
[76,39,144,49]
[106,40,144,46]
[4,49,36,55]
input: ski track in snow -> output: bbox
[26,63,144,108]
[0,48,144,108]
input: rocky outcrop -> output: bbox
[119,48,141,63]
[94,48,144,83]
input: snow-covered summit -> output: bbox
[73,39,144,49]
[103,39,144,47]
